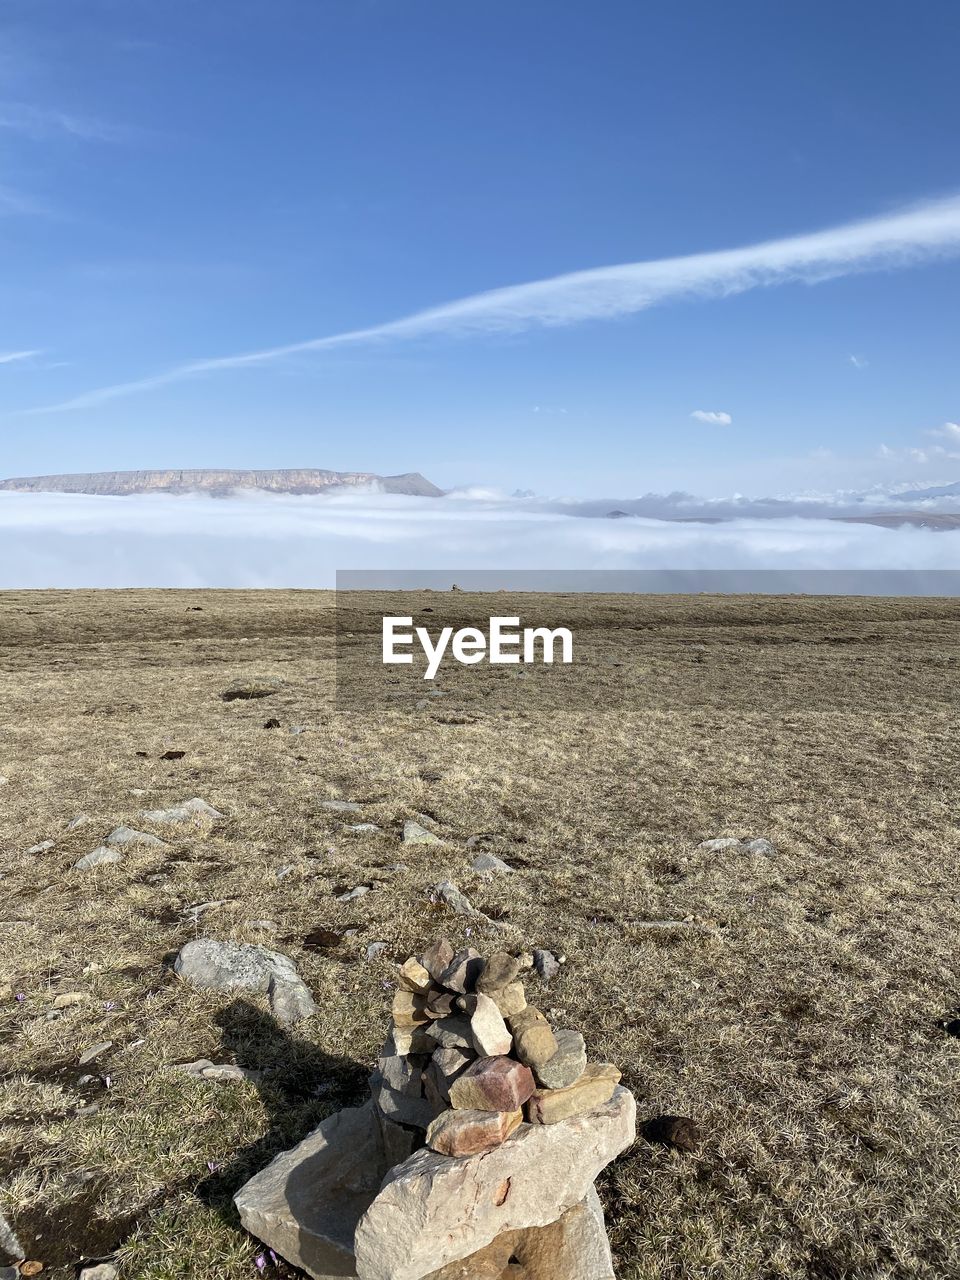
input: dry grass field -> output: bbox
[1,589,959,1280]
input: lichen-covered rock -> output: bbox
[526,1064,621,1125]
[173,939,317,1025]
[534,1030,586,1091]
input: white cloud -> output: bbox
[23,191,960,415]
[0,349,41,366]
[933,422,960,443]
[0,490,958,589]
[848,354,869,369]
[691,410,732,425]
[0,102,125,142]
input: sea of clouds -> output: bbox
[2,489,960,590]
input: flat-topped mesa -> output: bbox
[0,468,443,497]
[371,938,623,1159]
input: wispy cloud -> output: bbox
[22,192,960,415]
[0,102,126,142]
[0,349,42,366]
[848,353,869,369]
[691,410,732,425]
[0,184,49,217]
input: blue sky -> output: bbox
[1,0,959,496]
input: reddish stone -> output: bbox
[449,1055,535,1113]
[426,1106,522,1156]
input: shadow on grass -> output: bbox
[193,999,369,1234]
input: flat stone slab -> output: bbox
[423,1185,614,1280]
[354,1086,635,1280]
[235,1101,386,1280]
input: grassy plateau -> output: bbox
[1,589,958,1279]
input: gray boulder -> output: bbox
[173,939,317,1025]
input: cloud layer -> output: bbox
[2,490,959,589]
[26,192,960,414]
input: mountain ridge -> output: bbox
[0,468,443,497]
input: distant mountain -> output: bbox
[885,480,960,503]
[0,468,443,497]
[832,512,960,531]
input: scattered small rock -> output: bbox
[160,750,186,761]
[141,797,223,823]
[78,1040,113,1065]
[431,881,481,918]
[402,819,441,845]
[263,718,281,729]
[171,1058,261,1085]
[73,846,123,871]
[942,1018,960,1038]
[743,837,775,855]
[25,840,55,855]
[322,800,362,813]
[532,949,561,983]
[246,919,278,932]
[471,852,513,876]
[641,1114,701,1153]
[182,899,228,922]
[0,776,8,788]
[106,826,165,848]
[348,823,380,833]
[66,815,90,830]
[78,1263,118,1280]
[336,885,371,902]
[52,992,88,1009]
[366,941,389,961]
[697,837,741,852]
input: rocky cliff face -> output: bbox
[0,469,443,497]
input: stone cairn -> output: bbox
[235,938,636,1280]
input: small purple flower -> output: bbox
[207,1160,222,1173]
[255,1252,267,1273]
[103,1001,116,1011]
[465,927,472,937]
[15,992,25,1002]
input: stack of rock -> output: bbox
[235,937,636,1280]
[372,939,622,1158]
